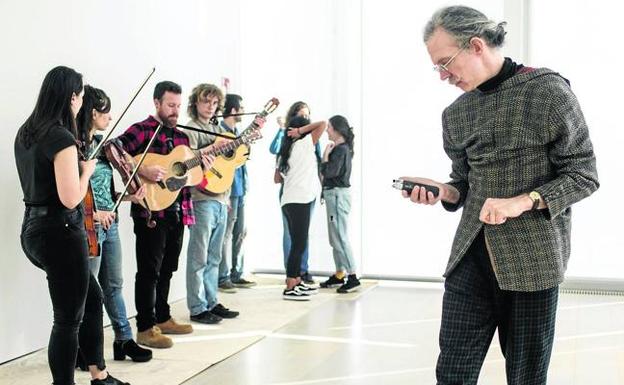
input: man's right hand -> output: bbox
[140,165,167,183]
[399,176,459,205]
[201,153,216,170]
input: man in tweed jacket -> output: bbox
[402,6,599,385]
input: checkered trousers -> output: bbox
[436,229,558,385]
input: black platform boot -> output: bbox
[113,339,152,362]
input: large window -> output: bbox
[529,1,623,279]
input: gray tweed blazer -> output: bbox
[441,68,599,291]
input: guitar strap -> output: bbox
[177,124,239,140]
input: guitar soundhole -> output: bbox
[171,162,187,176]
[223,149,235,159]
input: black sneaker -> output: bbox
[337,275,361,293]
[218,281,238,293]
[232,278,257,288]
[283,286,311,301]
[190,311,222,324]
[301,272,315,284]
[296,282,318,295]
[91,373,130,385]
[210,303,239,319]
[320,275,345,288]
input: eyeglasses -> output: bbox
[433,48,463,74]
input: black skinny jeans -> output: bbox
[282,202,313,278]
[133,215,184,332]
[20,206,104,385]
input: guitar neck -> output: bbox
[182,155,202,170]
[207,110,270,156]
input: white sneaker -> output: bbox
[283,287,311,301]
[296,282,318,295]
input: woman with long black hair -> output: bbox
[318,115,360,293]
[15,66,129,385]
[270,101,320,284]
[278,116,325,300]
[76,85,151,364]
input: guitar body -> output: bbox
[195,97,280,194]
[133,145,203,211]
[199,132,249,194]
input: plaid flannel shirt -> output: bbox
[116,115,195,225]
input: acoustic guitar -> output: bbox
[132,145,204,211]
[197,97,279,194]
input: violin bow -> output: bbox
[110,123,164,213]
[88,67,156,160]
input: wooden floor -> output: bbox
[1,276,624,385]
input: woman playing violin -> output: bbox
[14,66,129,385]
[76,85,152,364]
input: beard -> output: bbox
[159,113,178,127]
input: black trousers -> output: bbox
[436,229,559,385]
[21,207,105,385]
[282,202,313,278]
[133,215,184,332]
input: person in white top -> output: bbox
[278,117,326,300]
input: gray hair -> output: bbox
[423,6,507,48]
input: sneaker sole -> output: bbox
[320,284,343,288]
[211,313,239,319]
[337,286,361,293]
[190,318,222,324]
[234,283,257,289]
[283,295,311,301]
[136,340,173,349]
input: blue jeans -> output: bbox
[88,222,133,341]
[186,200,227,316]
[324,188,356,273]
[220,195,246,283]
[282,198,315,273]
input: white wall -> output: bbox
[2,0,622,364]
[0,0,243,363]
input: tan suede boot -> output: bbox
[156,317,193,334]
[136,326,173,348]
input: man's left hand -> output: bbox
[479,194,533,225]
[254,116,266,129]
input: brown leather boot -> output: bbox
[136,326,173,348]
[156,317,193,334]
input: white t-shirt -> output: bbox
[280,135,320,206]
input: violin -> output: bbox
[103,139,155,227]
[76,140,100,257]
